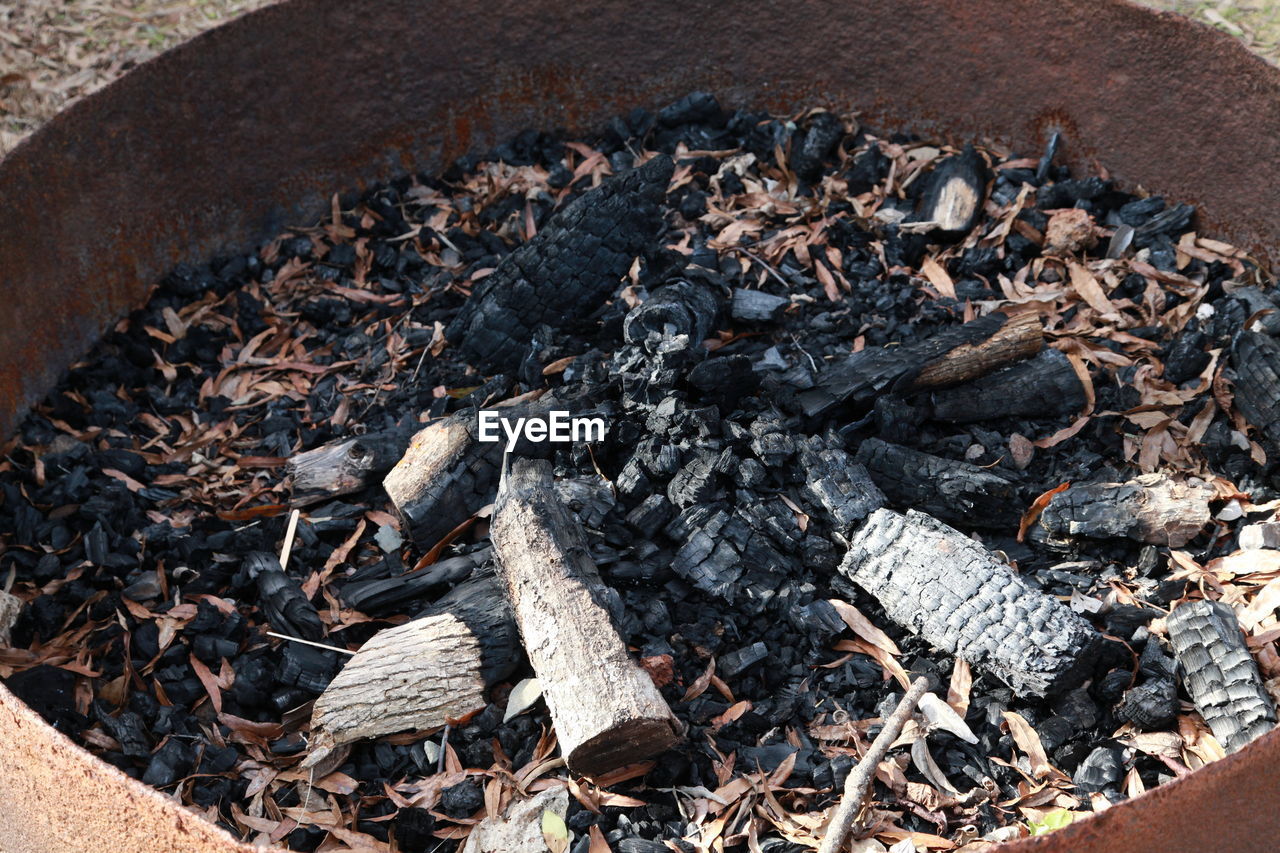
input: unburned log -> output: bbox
[1167,599,1276,752]
[853,437,1020,529]
[492,458,681,776]
[929,347,1086,423]
[306,570,520,764]
[839,508,1103,698]
[1029,473,1213,548]
[797,311,1042,417]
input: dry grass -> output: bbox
[0,0,1276,156]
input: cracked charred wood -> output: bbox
[285,426,416,507]
[244,552,324,641]
[339,548,490,616]
[839,508,1103,698]
[1029,473,1213,549]
[623,279,720,348]
[1167,599,1277,752]
[446,156,674,372]
[797,434,885,537]
[1232,331,1280,445]
[911,145,991,236]
[797,311,1042,417]
[492,458,681,776]
[929,347,1086,423]
[853,437,1020,529]
[306,570,520,765]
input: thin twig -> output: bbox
[266,631,356,656]
[818,675,934,853]
[278,508,301,571]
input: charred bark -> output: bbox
[839,508,1103,698]
[339,548,490,616]
[1029,473,1213,549]
[286,426,415,507]
[492,458,681,776]
[929,347,1086,423]
[1232,331,1280,445]
[853,437,1020,529]
[446,156,674,372]
[1167,599,1277,752]
[306,570,520,763]
[797,311,1041,418]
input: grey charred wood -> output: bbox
[1167,599,1276,752]
[929,347,1086,423]
[306,569,520,764]
[797,434,885,537]
[446,156,674,372]
[839,508,1103,698]
[731,288,789,323]
[286,426,415,507]
[1030,473,1213,549]
[797,311,1041,417]
[853,437,1020,530]
[1232,331,1280,445]
[492,458,681,777]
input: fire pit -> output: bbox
[2,2,1280,852]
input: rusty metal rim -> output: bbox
[1,0,1279,850]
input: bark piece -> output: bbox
[307,570,520,762]
[797,434,885,536]
[460,786,568,853]
[446,156,673,372]
[929,347,1086,423]
[839,508,1103,698]
[1232,331,1280,444]
[1167,599,1277,752]
[1030,473,1213,548]
[853,437,1020,530]
[286,426,414,507]
[492,458,680,776]
[797,311,1041,417]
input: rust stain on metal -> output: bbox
[0,0,1278,849]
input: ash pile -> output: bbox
[3,91,1280,852]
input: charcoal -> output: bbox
[720,642,769,678]
[840,509,1104,698]
[447,156,674,371]
[279,643,339,693]
[1115,678,1178,730]
[854,438,1020,529]
[797,434,885,535]
[1072,745,1124,793]
[440,779,485,818]
[94,702,151,758]
[248,552,324,641]
[791,112,844,181]
[1030,474,1213,549]
[929,348,1086,423]
[1167,600,1277,752]
[623,279,720,348]
[731,288,789,322]
[142,738,196,787]
[1232,331,1280,445]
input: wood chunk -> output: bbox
[0,589,21,647]
[929,347,1086,423]
[286,426,414,507]
[460,786,568,853]
[913,145,990,236]
[623,279,720,347]
[491,458,680,776]
[731,288,789,322]
[1167,600,1277,752]
[246,552,324,641]
[797,434,885,536]
[1031,473,1213,548]
[307,570,520,762]
[839,508,1103,698]
[1232,331,1280,445]
[339,548,489,616]
[797,311,1042,417]
[853,437,1020,530]
[446,156,674,372]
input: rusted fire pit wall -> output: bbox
[0,0,1278,850]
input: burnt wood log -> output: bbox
[840,508,1103,698]
[731,288,789,322]
[1029,473,1213,549]
[446,155,674,372]
[911,144,990,236]
[797,311,1042,418]
[245,552,324,641]
[306,570,520,763]
[286,426,415,507]
[929,347,1086,423]
[339,548,489,616]
[797,434,885,537]
[492,458,681,776]
[1167,599,1277,752]
[853,437,1020,529]
[1232,331,1280,445]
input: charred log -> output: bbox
[797,311,1042,418]
[339,548,490,616]
[1232,331,1280,445]
[623,279,720,348]
[839,508,1103,698]
[929,347,1086,423]
[491,458,681,776]
[1167,599,1276,752]
[306,570,520,763]
[286,426,415,507]
[853,437,1020,529]
[731,288,789,323]
[797,434,885,536]
[245,552,323,641]
[1029,473,1213,549]
[446,156,674,372]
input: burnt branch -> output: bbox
[1030,473,1213,549]
[929,347,1086,423]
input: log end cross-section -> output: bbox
[492,458,681,777]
